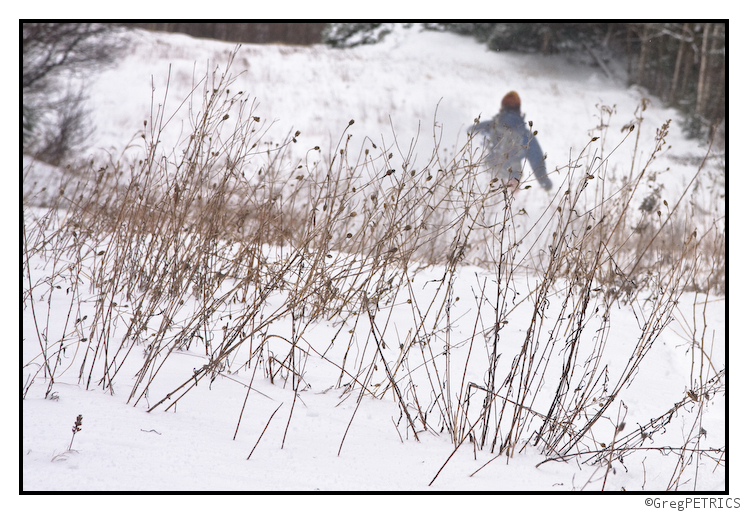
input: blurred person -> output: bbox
[468,91,552,192]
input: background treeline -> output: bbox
[458,22,725,140]
[122,22,327,46]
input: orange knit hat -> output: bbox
[501,91,521,110]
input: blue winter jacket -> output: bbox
[469,109,552,190]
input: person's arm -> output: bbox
[526,135,552,190]
[468,120,492,135]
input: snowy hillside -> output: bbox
[23,25,726,497]
[80,27,712,191]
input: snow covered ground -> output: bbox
[22,25,729,501]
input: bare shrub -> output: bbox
[23,23,125,164]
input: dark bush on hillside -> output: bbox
[322,23,400,48]
[22,23,124,164]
